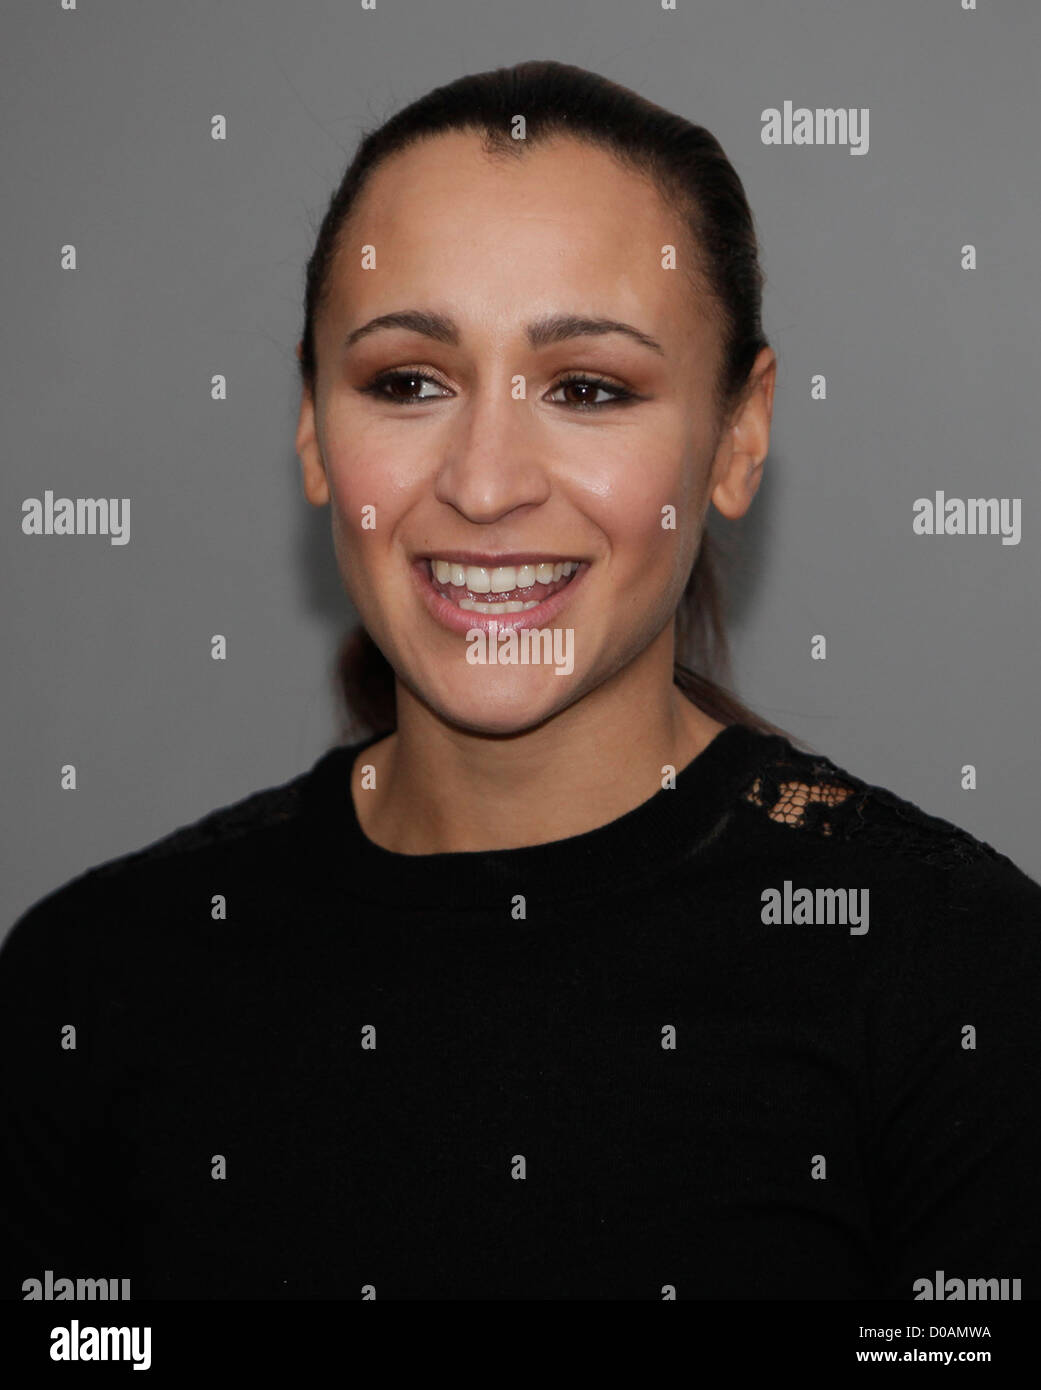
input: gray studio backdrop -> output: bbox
[3,0,1038,938]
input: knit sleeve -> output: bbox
[865,853,1041,1300]
[0,885,115,1300]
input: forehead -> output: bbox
[329,130,712,345]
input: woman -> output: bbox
[3,60,1039,1302]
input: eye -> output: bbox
[359,368,638,410]
[361,369,453,405]
[546,374,637,410]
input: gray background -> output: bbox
[3,0,1038,938]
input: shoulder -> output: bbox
[736,728,1029,876]
[86,761,315,881]
[732,727,1041,946]
[731,728,1041,1013]
[2,749,344,966]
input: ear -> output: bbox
[295,342,330,507]
[709,347,776,521]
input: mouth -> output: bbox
[411,554,590,634]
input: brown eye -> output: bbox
[363,370,452,404]
[561,381,602,406]
[547,375,636,410]
[385,373,424,400]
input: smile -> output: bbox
[427,558,581,612]
[411,555,590,634]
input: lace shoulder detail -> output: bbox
[740,740,1011,871]
[87,774,308,882]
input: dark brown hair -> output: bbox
[298,59,793,743]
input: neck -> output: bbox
[351,641,726,856]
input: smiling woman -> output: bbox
[2,59,1040,1305]
[293,84,785,852]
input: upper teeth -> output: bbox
[430,559,580,593]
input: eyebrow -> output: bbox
[343,309,665,356]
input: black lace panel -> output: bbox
[741,747,1011,871]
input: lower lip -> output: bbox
[411,559,590,636]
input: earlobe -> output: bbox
[707,420,764,523]
[710,449,761,521]
[710,348,774,521]
[295,390,330,507]
[301,452,331,507]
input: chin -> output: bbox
[424,677,580,739]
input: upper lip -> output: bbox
[419,551,585,567]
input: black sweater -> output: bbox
[2,723,1040,1301]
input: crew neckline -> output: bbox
[302,721,784,911]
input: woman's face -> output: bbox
[298,130,767,736]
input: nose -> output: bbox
[433,374,552,524]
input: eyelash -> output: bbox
[360,369,638,411]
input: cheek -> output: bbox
[580,431,706,591]
[320,425,419,562]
